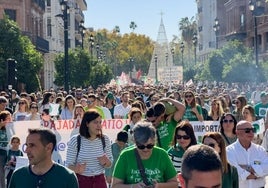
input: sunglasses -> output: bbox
[223,119,234,123]
[137,144,154,150]
[31,106,38,109]
[185,95,193,98]
[176,135,190,140]
[19,102,25,105]
[237,127,256,133]
[206,143,216,148]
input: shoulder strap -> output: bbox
[101,136,106,151]
[134,149,150,186]
[76,135,81,163]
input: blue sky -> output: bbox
[84,0,197,41]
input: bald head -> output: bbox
[236,120,252,130]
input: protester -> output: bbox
[226,120,268,188]
[113,91,131,119]
[9,128,78,188]
[0,111,11,188]
[60,95,76,120]
[219,113,237,146]
[66,110,113,188]
[105,130,128,187]
[167,121,197,173]
[202,132,238,188]
[25,102,41,120]
[104,92,116,119]
[5,136,23,187]
[123,107,142,145]
[207,99,224,121]
[254,91,268,120]
[12,98,29,121]
[39,92,54,114]
[232,95,247,122]
[178,144,223,188]
[146,98,185,150]
[182,90,203,121]
[111,121,178,188]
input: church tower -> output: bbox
[147,15,173,84]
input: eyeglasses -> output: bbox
[223,119,234,123]
[235,101,240,104]
[185,95,193,98]
[237,127,256,133]
[137,144,154,150]
[18,102,25,105]
[176,135,190,140]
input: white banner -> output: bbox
[5,119,265,166]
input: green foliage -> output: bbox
[54,48,113,88]
[198,40,264,83]
[0,16,43,92]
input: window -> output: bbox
[47,18,52,37]
[4,9,16,21]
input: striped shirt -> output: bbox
[167,145,185,173]
[66,134,113,176]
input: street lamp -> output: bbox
[192,33,197,65]
[165,52,168,66]
[89,34,94,56]
[154,54,158,84]
[180,42,185,67]
[60,0,69,91]
[79,20,86,49]
[249,0,265,68]
[213,18,220,49]
[96,43,100,59]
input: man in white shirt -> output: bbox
[226,120,268,188]
[113,91,131,119]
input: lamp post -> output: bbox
[165,52,168,66]
[96,43,100,59]
[180,42,185,67]
[213,18,220,49]
[79,20,86,49]
[171,48,175,83]
[192,33,197,65]
[89,34,94,56]
[60,0,69,91]
[249,0,265,68]
[154,54,158,84]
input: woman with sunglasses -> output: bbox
[12,98,29,121]
[182,90,203,121]
[112,121,177,188]
[219,113,237,146]
[25,102,41,120]
[232,95,247,122]
[167,121,197,173]
[202,132,239,188]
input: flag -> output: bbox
[136,69,142,79]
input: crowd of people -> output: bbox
[0,81,268,187]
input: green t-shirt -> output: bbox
[113,146,177,185]
[156,117,178,150]
[254,102,268,118]
[9,163,78,188]
[167,145,185,173]
[182,105,202,121]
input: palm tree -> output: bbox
[129,21,137,32]
[113,25,120,34]
[179,16,197,67]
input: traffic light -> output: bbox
[7,58,17,87]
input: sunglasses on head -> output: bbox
[223,119,234,123]
[176,135,190,140]
[237,127,256,133]
[136,144,154,150]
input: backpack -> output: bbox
[75,135,106,161]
